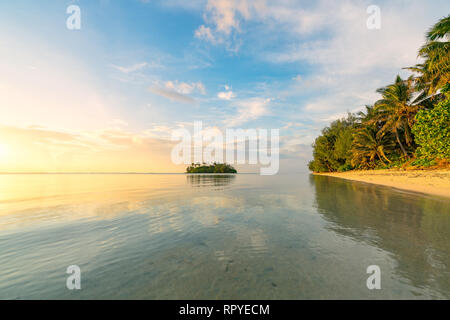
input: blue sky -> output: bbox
[0,0,449,172]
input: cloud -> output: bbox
[194,0,450,129]
[149,80,206,104]
[149,87,197,104]
[302,88,376,113]
[218,90,235,100]
[280,139,313,159]
[226,97,271,126]
[260,1,450,127]
[0,124,180,173]
[195,0,331,49]
[195,25,218,43]
[265,2,427,75]
[165,80,206,95]
[109,119,129,127]
[203,0,248,35]
[194,0,259,50]
[110,62,149,74]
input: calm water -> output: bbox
[0,173,449,299]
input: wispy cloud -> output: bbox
[110,62,149,74]
[0,124,180,172]
[194,0,330,50]
[226,97,271,127]
[194,0,449,128]
[195,25,218,43]
[165,80,206,95]
[149,87,197,104]
[149,80,206,104]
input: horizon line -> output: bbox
[0,172,260,175]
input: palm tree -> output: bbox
[351,126,395,168]
[372,75,422,158]
[408,15,450,97]
[356,105,378,123]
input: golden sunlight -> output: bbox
[0,143,10,159]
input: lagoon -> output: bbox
[0,173,448,299]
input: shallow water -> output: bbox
[0,173,449,299]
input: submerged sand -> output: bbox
[315,169,450,198]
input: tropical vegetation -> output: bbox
[186,163,237,173]
[309,15,450,172]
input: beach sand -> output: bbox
[315,169,450,198]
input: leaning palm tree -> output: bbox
[408,15,450,97]
[351,126,395,169]
[372,76,422,158]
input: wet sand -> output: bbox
[315,169,450,198]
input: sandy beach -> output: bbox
[315,169,450,198]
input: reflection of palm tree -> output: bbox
[310,174,450,296]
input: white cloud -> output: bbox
[266,2,429,75]
[218,90,235,100]
[280,135,314,157]
[195,0,331,49]
[195,0,450,129]
[195,25,218,43]
[226,97,271,126]
[194,0,261,49]
[204,0,249,35]
[165,80,206,95]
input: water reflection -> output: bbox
[0,173,449,299]
[310,174,450,297]
[186,174,236,189]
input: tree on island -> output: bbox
[186,163,237,174]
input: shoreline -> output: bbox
[315,169,450,198]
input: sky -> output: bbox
[0,0,449,173]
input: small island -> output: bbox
[186,163,237,174]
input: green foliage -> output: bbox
[412,95,450,161]
[186,163,237,174]
[337,164,353,172]
[351,125,396,169]
[409,15,449,96]
[411,158,437,167]
[308,16,449,172]
[373,75,420,157]
[308,114,356,172]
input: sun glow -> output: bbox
[0,144,10,159]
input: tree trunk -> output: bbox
[394,130,408,158]
[378,148,392,163]
[377,153,386,165]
